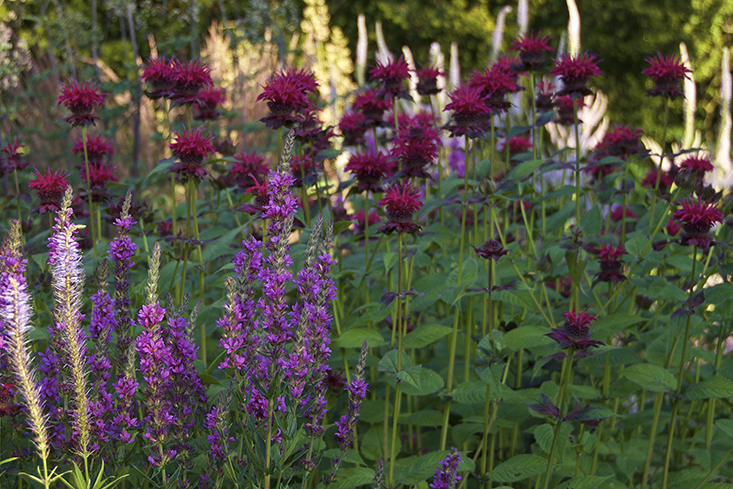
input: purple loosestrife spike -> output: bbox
[373,459,385,489]
[0,220,51,466]
[109,191,137,370]
[49,187,92,456]
[430,448,463,489]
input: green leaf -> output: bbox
[447,257,478,288]
[490,454,546,483]
[591,315,644,339]
[401,368,445,396]
[403,324,452,348]
[625,233,649,257]
[452,381,488,404]
[378,350,412,374]
[333,329,385,348]
[329,468,375,489]
[533,423,572,460]
[684,376,733,400]
[622,364,677,392]
[322,449,366,465]
[716,419,733,438]
[397,451,449,485]
[556,475,612,489]
[580,204,602,236]
[400,410,443,427]
[509,159,543,180]
[383,252,397,275]
[504,326,553,350]
[143,158,174,184]
[397,365,422,388]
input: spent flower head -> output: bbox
[473,239,508,260]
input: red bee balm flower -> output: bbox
[1,138,26,174]
[547,310,604,350]
[379,182,423,234]
[555,95,586,125]
[230,151,270,190]
[370,56,410,99]
[346,149,393,192]
[29,168,69,214]
[240,176,270,215]
[444,86,492,136]
[498,135,533,160]
[142,57,177,98]
[80,162,118,201]
[339,111,368,146]
[468,67,519,112]
[473,239,508,260]
[642,53,692,99]
[595,243,627,284]
[416,64,444,96]
[58,80,105,126]
[673,198,724,250]
[679,156,714,176]
[72,133,114,163]
[510,31,554,71]
[169,128,216,180]
[535,80,556,112]
[353,88,392,127]
[194,88,226,121]
[550,53,603,97]
[257,68,318,129]
[171,60,213,102]
[642,169,675,195]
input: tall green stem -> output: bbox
[81,126,97,257]
[649,98,670,226]
[542,350,575,489]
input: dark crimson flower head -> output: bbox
[1,138,27,174]
[642,53,692,98]
[257,69,318,129]
[473,239,508,260]
[194,87,226,121]
[346,149,393,192]
[494,55,523,78]
[169,128,216,180]
[444,85,491,137]
[499,135,533,160]
[58,79,106,126]
[550,52,603,97]
[415,64,444,96]
[80,162,118,202]
[294,107,333,154]
[547,310,604,350]
[72,133,114,163]
[351,208,382,236]
[554,95,586,125]
[642,169,675,196]
[610,204,636,223]
[594,243,627,284]
[535,79,557,112]
[339,111,368,146]
[392,112,442,178]
[593,126,645,161]
[142,57,177,98]
[370,56,411,99]
[230,151,270,190]
[29,168,69,214]
[673,197,724,250]
[379,182,423,234]
[171,59,214,102]
[679,156,714,176]
[241,175,270,215]
[352,88,392,128]
[468,67,519,112]
[510,31,554,71]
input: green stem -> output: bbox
[649,98,670,226]
[81,126,97,258]
[542,350,575,489]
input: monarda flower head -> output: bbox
[257,68,318,129]
[339,111,368,146]
[673,197,724,251]
[379,182,423,234]
[416,64,444,96]
[58,80,105,126]
[72,133,114,163]
[29,168,69,214]
[229,151,270,190]
[352,88,392,128]
[547,310,604,351]
[1,138,26,175]
[468,67,518,112]
[346,149,393,192]
[642,169,675,196]
[593,125,645,161]
[498,135,533,160]
[370,55,411,99]
[142,57,177,99]
[678,156,714,189]
[444,85,491,137]
[392,112,442,178]
[79,162,118,202]
[510,31,554,71]
[550,53,603,97]
[555,95,586,125]
[642,53,692,99]
[194,87,226,121]
[294,107,333,154]
[535,79,557,112]
[473,239,508,260]
[594,243,627,284]
[170,59,213,102]
[169,128,216,180]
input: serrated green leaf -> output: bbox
[533,423,572,460]
[400,410,443,427]
[333,328,385,348]
[509,159,543,180]
[683,376,733,400]
[401,368,445,396]
[504,326,553,350]
[715,419,733,438]
[447,257,478,288]
[383,252,397,275]
[622,364,677,393]
[397,365,422,388]
[403,324,452,348]
[591,315,645,339]
[490,454,546,483]
[580,204,602,236]
[378,350,412,374]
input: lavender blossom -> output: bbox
[48,187,91,456]
[430,448,463,489]
[334,341,368,452]
[0,220,51,467]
